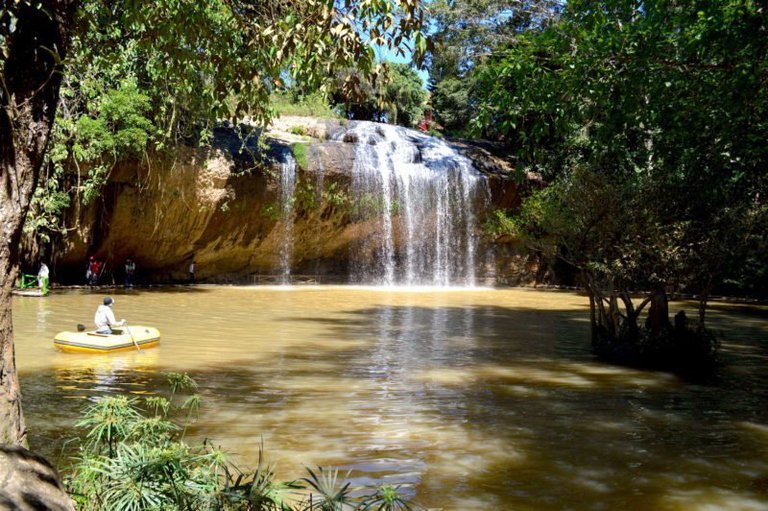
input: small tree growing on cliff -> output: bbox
[0,0,426,446]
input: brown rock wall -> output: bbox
[51,142,362,283]
[48,120,535,285]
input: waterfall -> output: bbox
[276,149,296,283]
[334,122,489,287]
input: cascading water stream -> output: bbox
[270,121,489,286]
[335,122,489,287]
[276,149,296,283]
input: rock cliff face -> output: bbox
[48,117,538,285]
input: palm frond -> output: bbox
[302,466,354,511]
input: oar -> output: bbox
[123,321,142,353]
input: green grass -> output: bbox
[270,91,340,119]
[291,142,309,169]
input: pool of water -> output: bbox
[12,286,768,510]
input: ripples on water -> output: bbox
[13,287,768,510]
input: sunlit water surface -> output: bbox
[13,286,768,510]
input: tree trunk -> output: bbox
[0,0,78,445]
[698,276,712,329]
[619,291,639,340]
[644,288,670,335]
[588,293,596,342]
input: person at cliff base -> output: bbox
[125,258,136,288]
[86,256,94,283]
[37,262,49,292]
[87,257,103,285]
[94,297,126,334]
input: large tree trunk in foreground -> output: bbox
[0,0,77,445]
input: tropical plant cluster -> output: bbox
[67,373,420,511]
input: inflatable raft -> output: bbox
[54,326,161,354]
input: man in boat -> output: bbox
[94,297,126,334]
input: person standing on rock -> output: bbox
[87,257,102,285]
[188,258,196,283]
[86,256,94,284]
[124,258,136,288]
[37,262,49,293]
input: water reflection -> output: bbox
[12,287,768,510]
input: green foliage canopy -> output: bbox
[427,0,562,82]
[26,0,427,241]
[476,0,768,301]
[382,63,428,127]
[68,0,427,134]
[426,0,562,134]
[332,62,428,127]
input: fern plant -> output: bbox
[65,372,423,511]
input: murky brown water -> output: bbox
[12,286,768,510]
